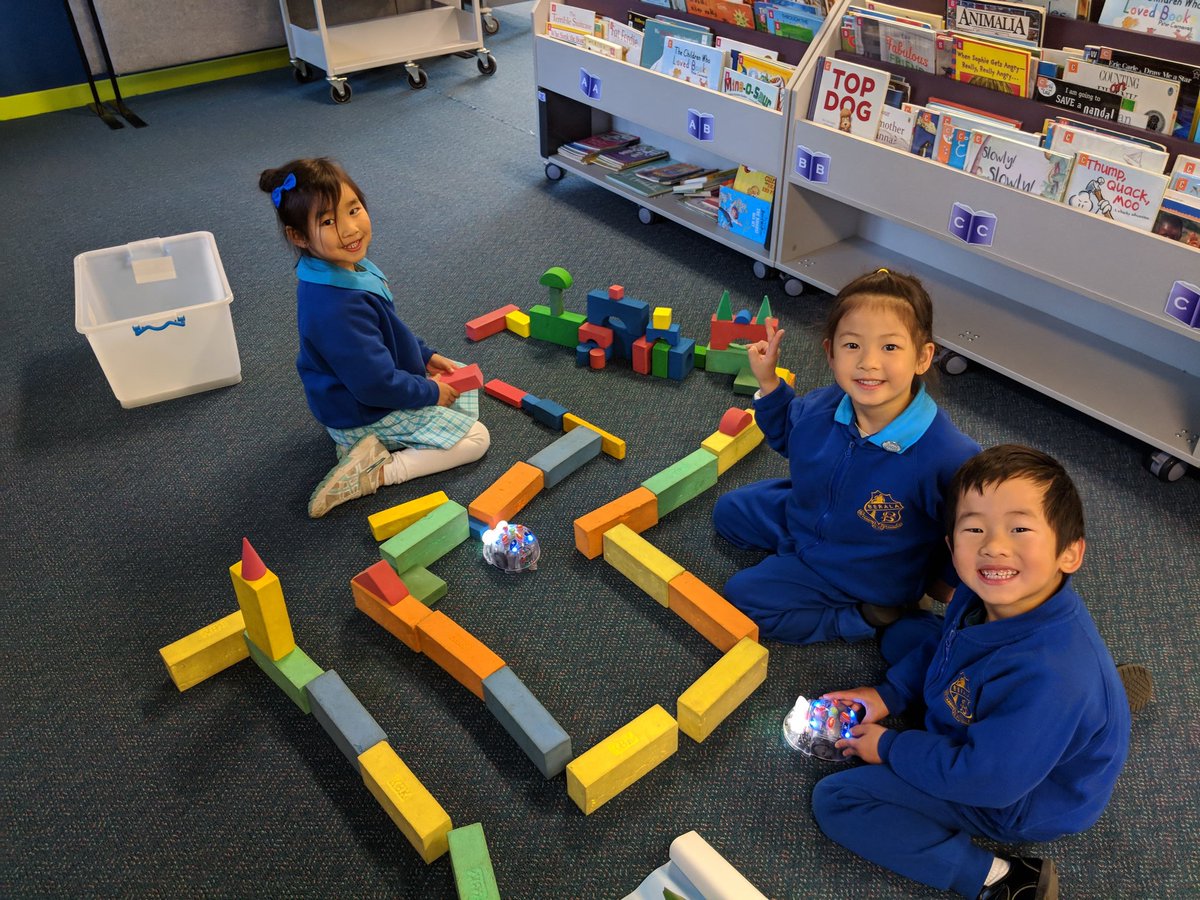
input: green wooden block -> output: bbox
[651,340,669,378]
[529,305,586,348]
[695,343,707,370]
[733,367,759,395]
[704,344,750,375]
[641,448,719,518]
[398,565,448,607]
[245,634,323,714]
[448,822,501,900]
[380,501,469,573]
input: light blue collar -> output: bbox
[295,255,393,302]
[833,383,937,454]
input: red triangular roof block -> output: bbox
[355,560,408,606]
[241,537,268,580]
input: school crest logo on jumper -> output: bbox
[944,672,975,725]
[857,490,904,530]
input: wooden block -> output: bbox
[562,412,626,460]
[695,343,708,370]
[305,670,388,770]
[566,705,678,815]
[466,304,519,341]
[652,306,672,329]
[718,407,752,436]
[380,500,469,573]
[667,572,759,652]
[666,338,695,381]
[398,565,448,607]
[704,343,751,375]
[484,378,527,408]
[415,611,506,700]
[529,305,587,348]
[359,741,452,864]
[573,487,659,559]
[701,412,764,475]
[603,523,685,607]
[448,823,502,900]
[353,559,408,606]
[677,637,768,743]
[230,560,295,662]
[631,336,652,375]
[368,491,450,542]
[160,610,249,691]
[521,394,569,430]
[641,448,719,518]
[468,461,545,528]
[578,321,613,348]
[646,323,680,346]
[483,666,573,779]
[589,347,607,370]
[651,340,669,378]
[440,363,484,394]
[526,426,603,489]
[469,516,490,540]
[775,366,796,386]
[352,580,431,652]
[245,635,323,714]
[505,309,531,337]
[733,367,759,395]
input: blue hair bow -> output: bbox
[271,172,297,208]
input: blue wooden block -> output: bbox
[575,341,596,366]
[734,309,752,323]
[521,394,568,430]
[483,666,573,779]
[645,323,680,346]
[526,426,603,489]
[469,516,490,540]
[304,670,387,771]
[667,337,696,381]
[586,288,649,362]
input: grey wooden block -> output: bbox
[483,666,572,779]
[305,670,387,771]
[526,426,603,489]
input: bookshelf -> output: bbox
[776,0,1200,478]
[532,0,821,275]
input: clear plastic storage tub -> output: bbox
[74,231,241,408]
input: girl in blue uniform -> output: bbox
[712,269,979,644]
[260,158,489,517]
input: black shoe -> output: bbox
[859,602,904,629]
[1117,663,1154,713]
[978,857,1058,900]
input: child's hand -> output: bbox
[821,686,889,724]
[426,354,457,376]
[747,323,785,395]
[837,722,887,764]
[434,379,459,407]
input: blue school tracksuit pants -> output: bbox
[713,481,876,645]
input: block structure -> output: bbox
[245,636,324,714]
[355,559,407,605]
[677,637,768,743]
[379,501,469,573]
[667,572,759,652]
[562,412,626,460]
[359,741,452,864]
[529,305,586,348]
[368,491,450,542]
[585,288,649,362]
[230,547,295,662]
[448,823,502,900]
[159,610,249,691]
[603,524,685,607]
[398,565,447,606]
[483,666,573,779]
[466,304,519,341]
[469,461,545,528]
[700,414,764,475]
[566,705,678,815]
[415,612,506,700]
[573,487,659,559]
[352,567,432,652]
[305,671,388,771]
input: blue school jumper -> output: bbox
[712,382,978,643]
[812,578,1131,897]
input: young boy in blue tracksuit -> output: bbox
[811,445,1131,900]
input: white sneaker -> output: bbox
[307,434,389,518]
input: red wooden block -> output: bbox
[632,337,653,375]
[718,407,753,436]
[354,560,408,606]
[466,304,520,341]
[608,285,624,300]
[484,378,527,407]
[578,322,614,348]
[589,347,607,370]
[709,316,778,351]
[241,537,267,580]
[441,363,484,393]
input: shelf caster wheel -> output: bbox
[1147,450,1188,482]
[935,348,969,375]
[783,276,804,297]
[638,207,659,225]
[477,54,497,76]
[752,260,774,280]
[483,13,500,34]
[544,162,564,181]
[292,61,318,84]
[407,68,428,89]
[330,81,352,103]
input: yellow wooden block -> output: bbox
[700,411,764,475]
[677,637,768,743]
[652,306,672,329]
[775,366,796,386]
[230,561,295,661]
[602,523,684,607]
[159,610,248,691]
[368,491,450,541]
[359,741,453,864]
[506,309,531,337]
[563,412,626,460]
[566,705,678,815]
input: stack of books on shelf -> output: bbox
[717,165,776,243]
[593,143,671,170]
[557,130,641,163]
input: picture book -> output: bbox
[904,104,942,156]
[878,19,939,72]
[627,11,649,30]
[605,168,678,197]
[808,56,889,138]
[715,35,779,63]
[953,34,1034,97]
[1085,46,1200,141]
[1153,190,1200,248]
[546,23,590,46]
[875,104,918,149]
[722,66,784,108]
[600,18,645,63]
[861,0,944,28]
[1063,58,1179,134]
[732,164,777,199]
[584,34,627,60]
[549,2,597,33]
[717,185,772,244]
[636,160,713,183]
[927,96,1023,128]
[674,167,739,191]
[1173,154,1200,178]
[1096,0,1197,44]
[688,0,759,28]
[661,36,728,88]
[754,2,826,41]
[967,130,1072,199]
[558,130,641,162]
[939,119,975,168]
[593,143,671,169]
[738,53,797,90]
[682,194,723,218]
[1045,120,1170,171]
[1064,150,1170,229]
[642,18,715,72]
[947,0,1045,46]
[1033,74,1125,121]
[1052,115,1171,150]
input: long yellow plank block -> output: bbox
[566,705,678,815]
[159,610,248,691]
[602,523,684,607]
[368,491,450,541]
[677,637,768,743]
[700,412,764,475]
[562,412,627,460]
[359,741,453,864]
[230,560,295,661]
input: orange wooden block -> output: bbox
[466,304,519,341]
[588,347,606,370]
[484,378,527,408]
[415,611,506,699]
[573,486,659,560]
[352,580,432,652]
[355,560,408,606]
[468,461,544,528]
[667,572,759,652]
[718,407,752,437]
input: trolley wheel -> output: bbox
[478,54,498,76]
[638,207,659,225]
[1147,450,1188,482]
[331,81,352,103]
[545,163,564,181]
[783,276,804,297]
[936,349,969,376]
[407,68,428,89]
[752,260,774,280]
[292,61,318,84]
[483,13,500,34]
